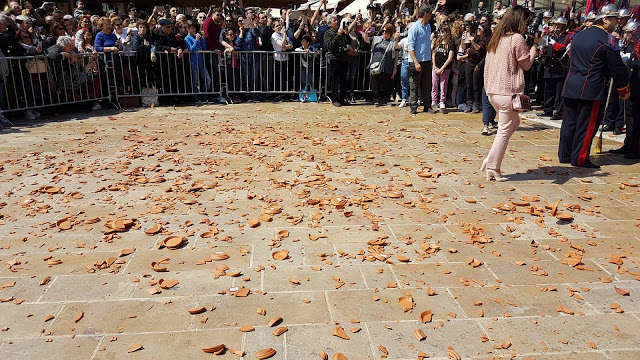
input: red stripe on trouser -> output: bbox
[577,100,601,166]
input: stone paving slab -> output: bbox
[1,104,640,359]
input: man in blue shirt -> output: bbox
[408,4,434,114]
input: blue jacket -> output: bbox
[563,25,629,101]
[184,35,207,64]
[235,28,259,51]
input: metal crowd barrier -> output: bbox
[1,52,112,112]
[0,50,375,113]
[224,50,324,98]
[323,51,373,99]
[112,50,224,105]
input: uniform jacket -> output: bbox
[543,31,569,78]
[563,25,630,101]
[627,29,640,95]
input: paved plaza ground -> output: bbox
[0,103,639,360]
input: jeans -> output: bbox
[190,61,211,101]
[347,56,358,97]
[482,88,496,126]
[240,53,259,93]
[431,68,450,104]
[486,94,520,170]
[300,66,310,89]
[400,59,409,100]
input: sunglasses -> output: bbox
[225,19,232,22]
[130,9,136,12]
[114,23,122,26]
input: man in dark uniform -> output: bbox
[559,4,630,168]
[539,16,570,120]
[614,20,640,158]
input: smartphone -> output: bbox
[243,18,251,29]
[368,26,375,32]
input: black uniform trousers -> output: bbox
[543,77,563,115]
[604,88,623,130]
[328,58,348,103]
[624,98,640,155]
[559,97,605,166]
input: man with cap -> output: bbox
[559,4,630,168]
[153,18,184,104]
[611,20,639,158]
[408,3,434,115]
[538,15,569,120]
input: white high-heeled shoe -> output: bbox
[486,168,508,182]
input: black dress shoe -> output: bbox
[613,128,624,135]
[624,153,640,159]
[610,147,630,155]
[536,112,552,117]
[550,113,562,120]
[602,124,613,132]
[576,161,600,169]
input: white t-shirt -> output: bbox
[399,37,409,60]
[271,32,289,62]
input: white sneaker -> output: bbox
[439,102,446,109]
[91,103,102,110]
[481,126,489,135]
[430,102,437,109]
[398,99,407,108]
[24,110,36,120]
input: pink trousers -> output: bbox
[431,69,450,104]
[486,94,520,170]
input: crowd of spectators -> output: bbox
[0,0,511,127]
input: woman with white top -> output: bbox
[271,19,293,96]
[397,23,412,108]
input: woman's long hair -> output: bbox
[435,25,452,48]
[476,23,492,48]
[487,5,528,53]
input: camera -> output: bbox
[525,10,543,46]
[527,10,543,36]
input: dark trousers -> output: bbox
[372,72,392,104]
[543,77,563,114]
[465,62,482,108]
[604,89,623,130]
[559,97,604,166]
[329,58,348,103]
[409,60,431,108]
[274,60,289,92]
[623,98,639,154]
